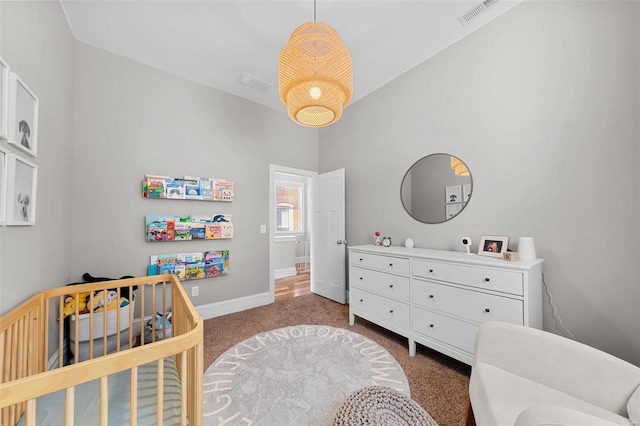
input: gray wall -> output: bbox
[0,1,75,313]
[320,0,640,365]
[69,43,319,304]
[1,1,638,368]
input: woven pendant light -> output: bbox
[278,5,353,128]
[450,156,470,176]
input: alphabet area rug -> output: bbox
[203,325,410,425]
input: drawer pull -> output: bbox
[389,263,393,267]
[359,299,364,303]
[429,269,434,273]
[429,324,434,328]
[485,308,491,313]
[359,258,363,262]
[359,277,363,280]
[429,295,434,299]
[484,277,491,282]
[389,284,394,288]
[389,310,394,314]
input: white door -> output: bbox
[311,168,346,304]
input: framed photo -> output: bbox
[478,235,509,258]
[0,56,8,140]
[8,72,38,157]
[446,203,462,219]
[0,146,8,224]
[445,185,462,204]
[463,184,471,204]
[6,153,37,225]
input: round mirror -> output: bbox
[400,153,473,224]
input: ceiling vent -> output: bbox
[458,0,499,26]
[238,73,273,93]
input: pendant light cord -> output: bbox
[314,0,317,21]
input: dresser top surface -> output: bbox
[348,244,543,271]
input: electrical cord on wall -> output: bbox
[542,271,575,340]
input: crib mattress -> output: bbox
[17,356,184,426]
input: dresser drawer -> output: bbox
[350,266,410,302]
[351,287,410,329]
[350,252,410,276]
[412,259,523,296]
[412,308,478,354]
[412,279,523,325]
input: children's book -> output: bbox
[200,179,214,201]
[174,223,192,241]
[166,180,185,199]
[221,223,234,239]
[147,221,167,242]
[214,180,234,201]
[174,264,186,280]
[184,183,202,200]
[146,178,166,198]
[185,263,205,280]
[191,214,213,223]
[205,224,222,239]
[178,252,204,263]
[190,223,206,239]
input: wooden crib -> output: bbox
[0,274,203,426]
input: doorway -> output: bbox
[269,165,317,303]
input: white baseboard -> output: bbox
[195,292,271,320]
[274,267,297,279]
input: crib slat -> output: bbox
[130,366,138,426]
[157,358,164,426]
[88,293,95,360]
[58,296,65,368]
[115,288,121,353]
[139,286,145,346]
[65,387,74,425]
[24,398,35,426]
[151,284,157,343]
[180,351,187,426]
[100,376,108,425]
[162,282,167,339]
[102,292,108,358]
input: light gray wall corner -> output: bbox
[320,0,640,365]
[70,43,319,307]
[0,1,75,314]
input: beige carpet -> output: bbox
[203,293,471,426]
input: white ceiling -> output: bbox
[60,0,523,113]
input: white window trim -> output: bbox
[274,179,305,236]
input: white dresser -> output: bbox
[348,245,543,365]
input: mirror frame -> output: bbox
[400,153,473,224]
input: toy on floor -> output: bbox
[145,311,172,343]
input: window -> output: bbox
[275,180,304,235]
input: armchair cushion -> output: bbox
[628,384,640,424]
[470,363,630,426]
[514,405,624,426]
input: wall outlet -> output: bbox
[191,286,199,297]
[260,224,266,234]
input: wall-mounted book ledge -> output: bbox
[142,174,234,201]
[146,214,233,242]
[148,250,229,281]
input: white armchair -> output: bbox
[468,321,640,426]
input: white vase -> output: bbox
[518,237,537,260]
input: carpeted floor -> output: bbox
[203,293,471,426]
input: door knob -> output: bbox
[336,240,347,245]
